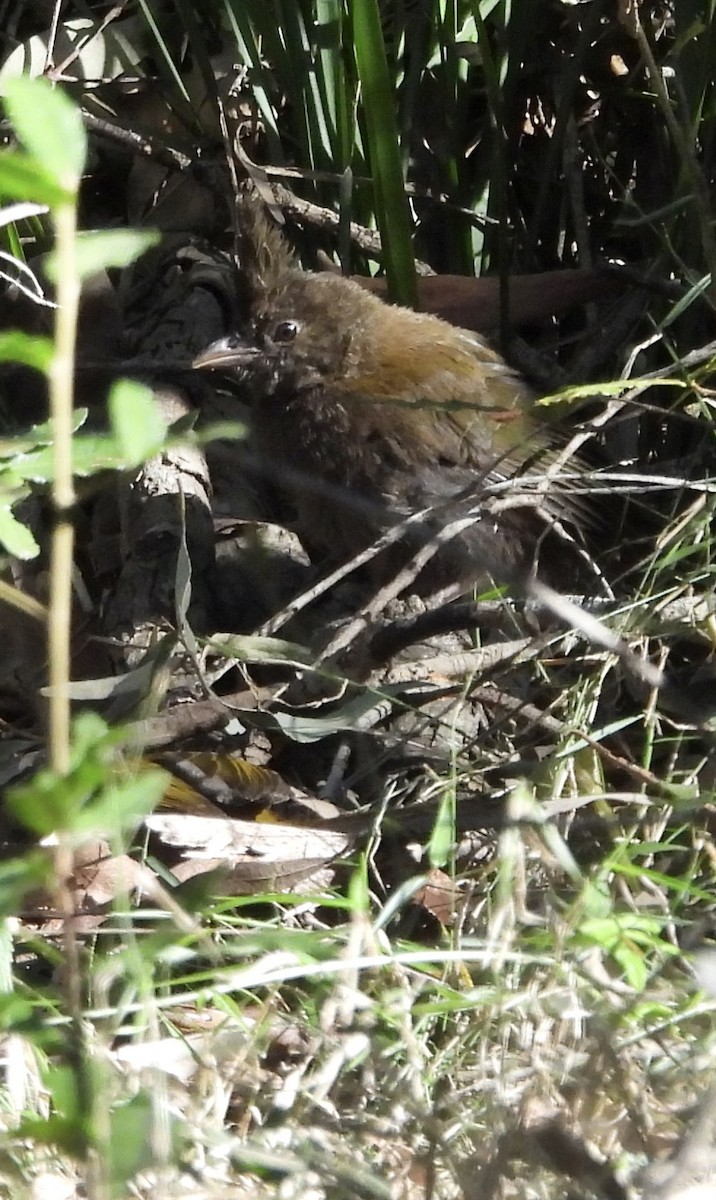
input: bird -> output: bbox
[192,204,589,596]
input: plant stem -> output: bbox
[47,199,80,776]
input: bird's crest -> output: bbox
[236,191,296,303]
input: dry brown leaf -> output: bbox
[24,840,150,934]
[412,867,459,928]
[146,810,353,893]
[70,839,146,908]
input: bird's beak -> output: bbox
[192,336,264,371]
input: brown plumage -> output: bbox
[193,207,587,593]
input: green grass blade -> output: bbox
[351,0,417,306]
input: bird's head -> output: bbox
[193,269,377,394]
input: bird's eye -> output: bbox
[272,319,300,343]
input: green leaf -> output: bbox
[0,852,53,922]
[7,713,123,836]
[108,380,167,463]
[17,1114,88,1158]
[71,769,168,840]
[579,879,612,919]
[0,993,38,1033]
[1,447,56,484]
[45,228,160,282]
[0,408,87,458]
[207,633,313,667]
[10,768,85,836]
[428,787,456,869]
[68,437,126,475]
[0,150,68,207]
[70,711,120,759]
[537,378,689,408]
[0,330,53,372]
[195,420,247,445]
[109,1094,183,1195]
[3,390,165,483]
[3,76,86,191]
[0,505,40,558]
[274,689,390,743]
[0,201,48,227]
[174,505,194,631]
